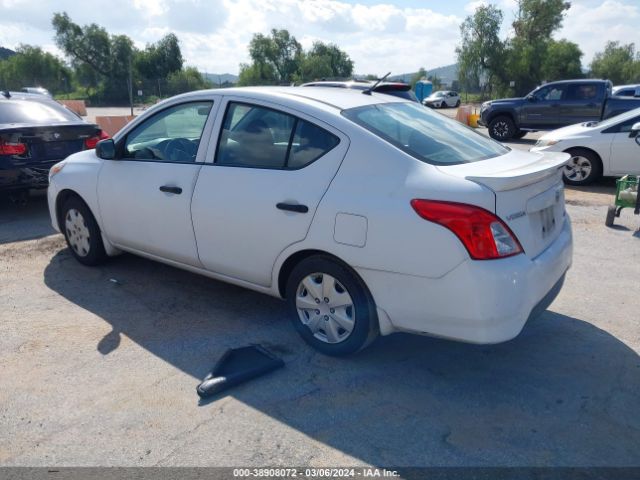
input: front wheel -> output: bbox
[286,256,378,356]
[61,196,107,266]
[563,148,602,186]
[488,116,516,141]
[512,130,527,139]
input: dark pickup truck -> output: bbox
[479,79,640,141]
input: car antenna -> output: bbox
[363,72,391,95]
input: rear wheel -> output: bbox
[455,99,461,107]
[286,255,378,356]
[563,148,602,186]
[488,116,516,141]
[61,196,107,266]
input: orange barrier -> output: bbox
[95,116,135,137]
[455,105,472,125]
[59,100,87,116]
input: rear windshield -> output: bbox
[342,102,509,165]
[0,100,80,124]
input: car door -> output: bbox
[191,98,349,287]
[606,114,640,174]
[97,99,218,266]
[562,82,604,125]
[521,84,565,128]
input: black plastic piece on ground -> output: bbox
[196,345,285,398]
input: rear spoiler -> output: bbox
[466,152,570,191]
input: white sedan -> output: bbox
[48,87,572,356]
[531,107,640,185]
[423,90,461,108]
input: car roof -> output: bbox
[542,79,609,85]
[613,84,640,90]
[169,86,407,112]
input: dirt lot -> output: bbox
[1,117,639,467]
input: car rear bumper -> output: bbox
[357,217,573,343]
[0,162,57,191]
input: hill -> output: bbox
[0,47,16,61]
[203,73,238,85]
[389,64,458,86]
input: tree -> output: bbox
[409,67,427,89]
[136,34,183,80]
[541,39,583,81]
[301,42,353,81]
[503,0,572,94]
[456,5,504,94]
[238,31,353,86]
[244,29,302,85]
[165,67,211,96]
[590,41,639,84]
[0,45,71,93]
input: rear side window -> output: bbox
[216,102,339,169]
[566,83,602,100]
[342,102,509,165]
[0,100,80,124]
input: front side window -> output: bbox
[216,102,339,169]
[534,85,565,101]
[123,101,212,163]
[602,115,640,134]
[342,102,509,165]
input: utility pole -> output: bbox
[128,55,133,116]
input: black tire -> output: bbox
[562,148,603,186]
[61,196,107,266]
[455,100,460,107]
[440,101,447,109]
[285,255,378,356]
[488,115,516,141]
[605,206,617,227]
[512,130,527,139]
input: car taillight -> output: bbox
[84,130,110,149]
[0,140,27,155]
[410,199,523,260]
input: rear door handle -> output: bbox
[276,202,308,213]
[159,185,182,194]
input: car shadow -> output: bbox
[43,249,640,466]
[0,192,55,244]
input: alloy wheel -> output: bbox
[564,156,592,182]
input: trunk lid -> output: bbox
[0,122,99,164]
[437,149,570,259]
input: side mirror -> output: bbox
[526,94,536,102]
[96,139,116,160]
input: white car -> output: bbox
[531,107,640,185]
[48,87,573,356]
[423,90,461,108]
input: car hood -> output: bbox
[539,122,595,140]
[486,97,524,106]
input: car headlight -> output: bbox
[534,139,560,147]
[49,162,66,180]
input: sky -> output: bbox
[0,0,638,76]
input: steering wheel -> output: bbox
[163,138,198,162]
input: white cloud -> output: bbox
[0,0,638,76]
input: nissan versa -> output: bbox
[47,87,573,356]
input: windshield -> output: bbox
[594,106,640,130]
[0,99,80,124]
[342,102,509,165]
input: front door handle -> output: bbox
[159,185,182,195]
[276,202,308,213]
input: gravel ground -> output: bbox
[1,109,639,468]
